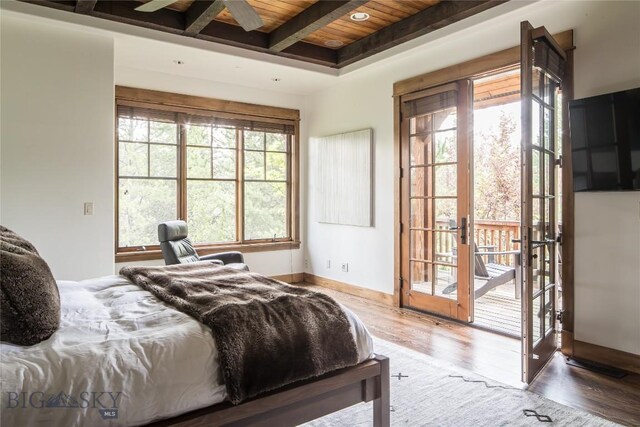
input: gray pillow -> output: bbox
[1,226,60,346]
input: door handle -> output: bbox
[449,217,467,244]
[531,238,555,249]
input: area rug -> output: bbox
[306,337,618,426]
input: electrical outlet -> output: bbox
[326,260,331,269]
[304,259,309,268]
[341,263,348,272]
[84,202,94,216]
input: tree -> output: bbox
[474,110,520,221]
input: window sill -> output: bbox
[115,241,301,263]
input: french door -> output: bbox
[520,21,567,383]
[399,80,472,321]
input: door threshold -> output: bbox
[403,306,520,340]
[468,321,520,340]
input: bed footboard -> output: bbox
[147,355,390,427]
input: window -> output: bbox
[115,88,299,261]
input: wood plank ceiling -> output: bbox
[21,0,508,68]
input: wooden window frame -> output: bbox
[115,87,300,263]
[393,30,574,347]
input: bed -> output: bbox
[0,274,389,426]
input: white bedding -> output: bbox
[0,275,374,427]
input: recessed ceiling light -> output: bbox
[324,39,344,48]
[173,60,184,65]
[271,77,281,82]
[350,12,370,22]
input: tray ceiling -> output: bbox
[20,0,507,68]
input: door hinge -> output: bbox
[399,223,404,233]
[555,155,563,167]
[556,309,566,323]
[399,167,404,178]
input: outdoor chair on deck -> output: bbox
[441,220,521,300]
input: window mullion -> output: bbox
[210,125,214,180]
[287,134,292,240]
[237,129,245,244]
[147,120,151,177]
[263,133,267,181]
[179,121,187,221]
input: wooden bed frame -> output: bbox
[147,355,390,427]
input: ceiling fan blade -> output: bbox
[223,0,264,32]
[135,0,180,13]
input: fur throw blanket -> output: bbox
[120,262,358,404]
[1,226,60,346]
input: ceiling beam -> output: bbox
[74,0,97,14]
[336,0,508,68]
[199,21,337,66]
[21,1,335,66]
[21,0,75,12]
[269,0,367,52]
[92,0,185,34]
[184,0,226,37]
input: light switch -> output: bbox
[84,202,94,216]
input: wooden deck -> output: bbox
[473,280,521,337]
[413,275,524,338]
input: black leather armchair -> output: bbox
[158,220,248,271]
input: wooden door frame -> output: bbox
[392,30,575,352]
[398,80,472,322]
[520,21,568,383]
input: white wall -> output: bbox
[1,15,115,281]
[304,0,640,354]
[575,193,640,355]
[113,66,306,277]
[0,10,307,281]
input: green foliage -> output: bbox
[150,145,177,177]
[119,142,147,176]
[212,127,236,148]
[186,124,210,146]
[266,152,286,180]
[266,133,286,151]
[474,109,520,221]
[187,146,211,178]
[244,151,264,179]
[119,179,177,247]
[187,181,236,243]
[213,149,236,179]
[150,121,177,144]
[244,131,264,150]
[244,182,287,240]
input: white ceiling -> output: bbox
[113,35,339,96]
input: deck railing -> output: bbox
[435,219,521,266]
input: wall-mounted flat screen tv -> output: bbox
[569,87,640,191]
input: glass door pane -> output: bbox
[408,105,458,297]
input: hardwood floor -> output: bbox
[300,283,640,426]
